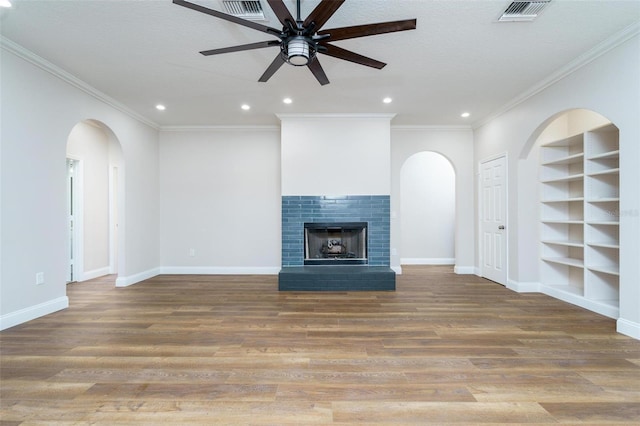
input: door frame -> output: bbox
[66,156,84,283]
[478,152,508,285]
[109,165,119,275]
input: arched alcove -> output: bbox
[65,119,124,284]
[517,108,620,319]
[399,151,456,265]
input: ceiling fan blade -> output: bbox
[258,54,286,82]
[200,40,280,56]
[307,57,330,86]
[303,0,345,31]
[320,43,386,69]
[318,19,417,41]
[173,0,281,37]
[266,0,295,27]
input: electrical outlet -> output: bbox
[36,272,44,285]
[391,248,397,256]
[189,248,196,257]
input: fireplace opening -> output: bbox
[304,222,368,265]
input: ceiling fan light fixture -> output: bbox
[286,37,310,66]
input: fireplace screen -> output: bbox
[304,222,368,265]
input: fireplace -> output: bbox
[304,222,367,265]
[279,195,395,291]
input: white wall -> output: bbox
[391,127,475,273]
[159,128,281,273]
[279,114,393,195]
[400,152,455,264]
[0,44,160,329]
[474,33,640,338]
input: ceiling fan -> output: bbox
[173,0,417,85]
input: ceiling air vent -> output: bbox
[221,1,265,21]
[498,1,551,22]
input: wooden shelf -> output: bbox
[541,173,584,183]
[588,264,620,276]
[542,257,584,268]
[588,168,619,177]
[587,242,620,249]
[542,197,584,203]
[542,220,583,224]
[542,153,584,166]
[542,240,584,248]
[586,197,619,203]
[539,122,619,320]
[588,150,619,160]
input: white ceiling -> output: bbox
[1,0,639,128]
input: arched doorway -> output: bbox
[400,151,456,265]
[65,119,124,283]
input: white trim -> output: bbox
[66,156,84,283]
[391,266,403,274]
[0,36,159,130]
[160,125,280,132]
[0,297,69,331]
[454,265,476,274]
[472,21,640,129]
[617,318,640,340]
[108,165,118,275]
[276,113,396,120]
[540,284,619,320]
[507,279,541,293]
[115,267,161,287]
[392,125,472,131]
[401,258,455,265]
[160,266,280,275]
[80,267,110,282]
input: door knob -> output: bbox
[498,225,505,230]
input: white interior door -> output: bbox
[481,155,507,284]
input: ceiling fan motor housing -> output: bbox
[284,36,313,66]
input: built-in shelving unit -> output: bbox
[540,123,620,318]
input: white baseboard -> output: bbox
[160,266,280,275]
[454,265,476,275]
[80,266,110,282]
[115,267,161,287]
[0,296,69,331]
[391,266,402,274]
[401,258,455,265]
[507,280,541,293]
[617,318,640,340]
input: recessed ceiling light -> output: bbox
[0,0,12,8]
[155,104,166,111]
[241,104,251,111]
[383,97,392,104]
[461,112,470,118]
[283,97,293,104]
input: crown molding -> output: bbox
[161,125,280,132]
[276,113,397,120]
[472,21,640,130]
[392,125,472,131]
[1,36,159,130]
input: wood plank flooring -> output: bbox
[1,266,639,424]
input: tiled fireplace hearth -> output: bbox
[279,195,395,291]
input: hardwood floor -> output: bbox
[1,266,639,424]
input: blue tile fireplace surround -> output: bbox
[279,195,395,291]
